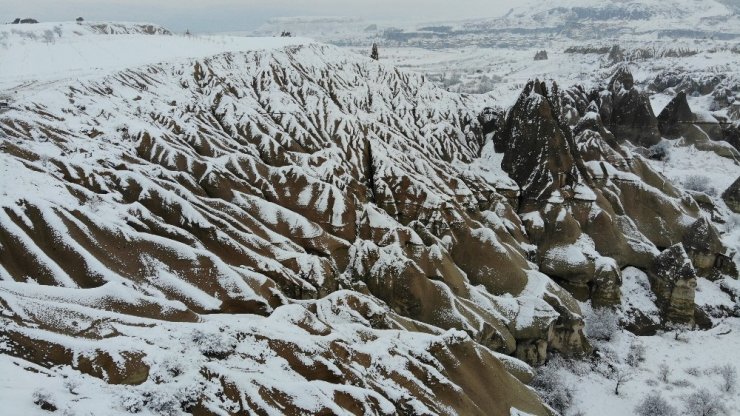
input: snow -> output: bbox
[0,22,312,91]
[646,143,740,195]
[620,267,661,320]
[551,316,740,416]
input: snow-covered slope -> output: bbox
[0,22,310,91]
[0,22,567,416]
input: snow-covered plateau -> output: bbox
[1,3,739,415]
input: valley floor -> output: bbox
[552,315,740,416]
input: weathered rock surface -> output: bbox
[657,91,694,138]
[723,176,740,213]
[495,76,736,332]
[501,79,586,205]
[648,244,698,324]
[682,217,731,278]
[601,66,662,148]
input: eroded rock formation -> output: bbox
[600,66,662,148]
[0,39,737,414]
[648,244,698,324]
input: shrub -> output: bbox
[682,175,717,196]
[531,357,574,413]
[686,367,702,377]
[658,363,672,383]
[63,378,80,395]
[143,390,179,415]
[648,141,671,161]
[672,379,693,388]
[584,307,619,341]
[32,389,57,412]
[635,392,678,416]
[191,329,236,359]
[119,390,145,413]
[683,389,728,416]
[626,341,646,367]
[716,364,737,394]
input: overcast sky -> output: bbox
[4,0,513,33]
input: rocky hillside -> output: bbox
[0,24,738,415]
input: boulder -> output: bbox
[591,258,622,307]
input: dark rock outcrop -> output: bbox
[501,79,587,205]
[721,120,740,152]
[603,67,661,148]
[657,91,695,138]
[723,176,740,213]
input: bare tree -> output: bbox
[585,307,619,341]
[42,29,55,44]
[626,341,646,367]
[531,357,574,414]
[613,367,633,395]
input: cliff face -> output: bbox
[0,36,737,414]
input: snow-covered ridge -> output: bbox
[1,19,738,416]
[0,26,560,414]
[0,21,313,91]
